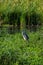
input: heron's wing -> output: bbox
[26,34,29,39]
[23,34,29,40]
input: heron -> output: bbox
[22,30,29,40]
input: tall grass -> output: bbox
[0,29,43,65]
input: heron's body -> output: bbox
[22,31,29,40]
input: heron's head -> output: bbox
[22,30,26,35]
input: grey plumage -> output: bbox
[22,31,29,40]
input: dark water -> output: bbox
[0,25,40,37]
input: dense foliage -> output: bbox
[0,0,43,26]
[0,0,43,65]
